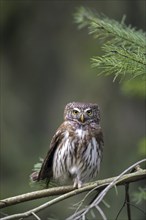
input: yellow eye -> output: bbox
[73,109,79,115]
[86,110,92,116]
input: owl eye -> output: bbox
[72,109,79,115]
[86,109,92,116]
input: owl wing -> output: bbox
[95,126,104,160]
[37,123,66,182]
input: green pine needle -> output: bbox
[74,7,146,81]
[30,158,58,188]
[132,187,146,204]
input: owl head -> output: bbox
[64,102,100,124]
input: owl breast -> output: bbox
[52,127,101,186]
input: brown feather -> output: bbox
[37,123,66,181]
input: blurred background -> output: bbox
[1,0,145,219]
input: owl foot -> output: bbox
[73,179,83,188]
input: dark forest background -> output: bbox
[1,1,145,219]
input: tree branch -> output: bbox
[0,169,146,210]
[0,159,146,220]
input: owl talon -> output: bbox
[73,179,83,188]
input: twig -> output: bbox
[115,165,144,220]
[95,205,107,220]
[126,202,146,215]
[31,212,41,220]
[125,184,131,220]
[115,199,125,220]
[91,160,146,206]
[115,184,132,220]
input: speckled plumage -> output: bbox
[37,102,104,188]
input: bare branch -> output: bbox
[31,212,41,220]
[66,159,146,220]
[125,184,131,220]
[0,160,146,220]
[0,168,146,210]
[95,205,107,220]
[90,159,146,206]
[115,184,131,220]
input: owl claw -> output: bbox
[73,179,83,188]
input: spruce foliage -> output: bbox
[74,7,146,82]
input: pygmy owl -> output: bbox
[37,102,104,188]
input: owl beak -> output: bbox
[80,114,84,123]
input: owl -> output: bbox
[37,102,104,188]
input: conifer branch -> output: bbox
[74,7,146,80]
